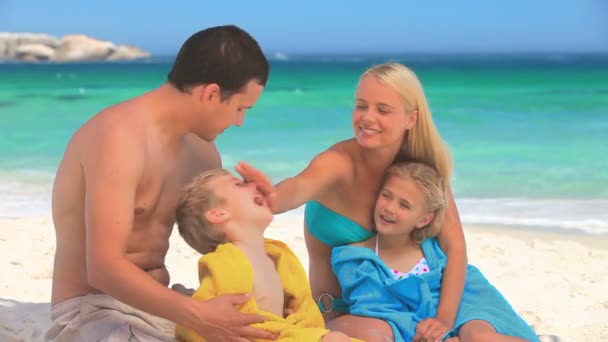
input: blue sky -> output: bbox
[2,0,607,55]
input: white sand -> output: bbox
[1,214,607,341]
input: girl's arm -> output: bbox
[435,186,467,327]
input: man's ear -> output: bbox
[415,212,434,229]
[198,83,220,104]
[204,208,230,224]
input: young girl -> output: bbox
[331,162,539,342]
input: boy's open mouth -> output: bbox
[254,194,265,206]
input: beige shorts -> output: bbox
[45,294,176,342]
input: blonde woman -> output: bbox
[238,62,467,342]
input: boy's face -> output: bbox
[209,174,273,228]
[374,176,432,237]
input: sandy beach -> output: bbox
[1,213,607,342]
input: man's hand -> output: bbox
[190,294,277,341]
[234,161,275,209]
[413,317,451,342]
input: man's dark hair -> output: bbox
[168,25,269,100]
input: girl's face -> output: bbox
[374,175,433,237]
[352,75,417,150]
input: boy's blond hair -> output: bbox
[384,162,447,244]
[176,168,231,254]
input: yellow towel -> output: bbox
[176,239,329,342]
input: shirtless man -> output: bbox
[47,25,276,341]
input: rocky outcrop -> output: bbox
[106,45,151,61]
[15,43,55,61]
[0,33,151,62]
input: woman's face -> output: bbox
[352,75,416,150]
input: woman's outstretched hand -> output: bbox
[234,161,275,210]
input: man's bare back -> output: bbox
[51,95,220,305]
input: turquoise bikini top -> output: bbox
[304,200,374,247]
[305,200,374,313]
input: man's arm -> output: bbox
[83,127,197,324]
[82,127,274,340]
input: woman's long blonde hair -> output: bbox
[362,63,453,182]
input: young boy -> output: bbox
[175,168,355,341]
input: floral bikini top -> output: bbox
[375,236,430,280]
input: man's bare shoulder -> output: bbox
[81,100,143,141]
[184,134,219,158]
[90,99,141,130]
[66,102,145,168]
[182,133,221,173]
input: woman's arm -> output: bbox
[415,187,466,342]
[237,149,353,214]
[435,186,467,327]
[304,228,345,321]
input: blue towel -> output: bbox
[332,238,539,342]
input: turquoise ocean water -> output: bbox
[1,54,607,234]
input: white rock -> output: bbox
[0,32,151,62]
[106,45,151,61]
[15,44,55,61]
[52,34,116,62]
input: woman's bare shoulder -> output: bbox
[328,139,357,154]
[321,139,359,166]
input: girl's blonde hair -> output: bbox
[384,162,447,243]
[362,62,453,182]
